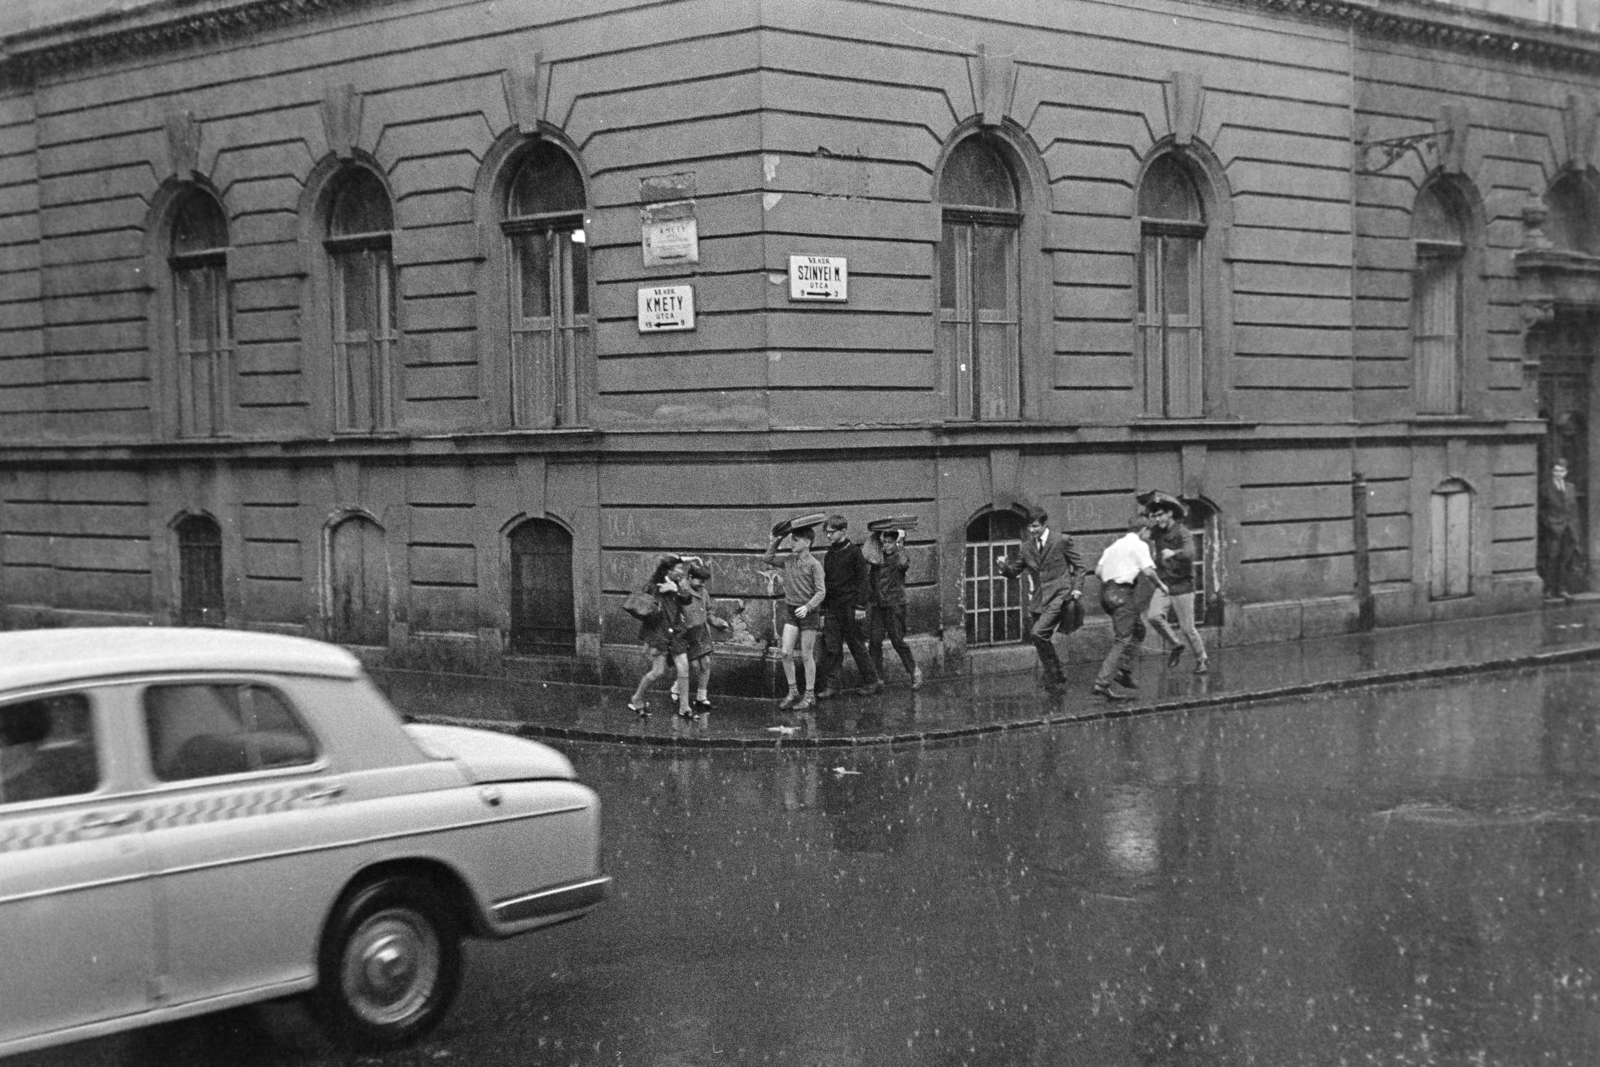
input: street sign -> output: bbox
[788,255,847,302]
[637,285,695,332]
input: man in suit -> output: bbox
[1540,457,1583,601]
[998,507,1086,690]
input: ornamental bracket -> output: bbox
[1357,130,1449,175]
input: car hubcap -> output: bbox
[342,908,440,1026]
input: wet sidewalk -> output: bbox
[374,599,1600,748]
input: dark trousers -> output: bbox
[868,603,916,677]
[1027,588,1074,683]
[819,608,880,690]
[1094,581,1146,688]
[1541,528,1582,596]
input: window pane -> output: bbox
[329,170,393,237]
[939,223,961,310]
[568,232,589,316]
[338,251,376,334]
[0,694,98,805]
[172,190,228,255]
[518,234,551,319]
[1164,235,1190,315]
[1139,156,1201,222]
[145,684,248,780]
[975,224,1015,311]
[1546,175,1600,254]
[509,142,586,217]
[938,137,1017,210]
[1411,185,1461,243]
[243,686,317,769]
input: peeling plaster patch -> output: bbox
[763,153,780,183]
[763,192,783,211]
[769,350,783,361]
[768,273,785,285]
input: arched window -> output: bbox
[175,514,224,626]
[508,519,576,654]
[1137,155,1206,417]
[1545,170,1600,255]
[504,143,590,429]
[1412,182,1466,415]
[325,169,396,432]
[170,189,231,437]
[1429,480,1472,600]
[938,135,1021,421]
[964,510,1026,646]
[328,514,389,645]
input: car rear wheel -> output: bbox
[312,874,463,1051]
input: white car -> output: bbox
[0,628,608,1056]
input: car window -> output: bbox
[144,683,317,781]
[0,693,100,805]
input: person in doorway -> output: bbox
[867,528,923,690]
[764,523,826,709]
[815,516,882,698]
[1540,457,1583,601]
[1142,495,1209,674]
[627,555,694,718]
[998,506,1086,691]
[1092,518,1167,701]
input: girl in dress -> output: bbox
[682,560,730,715]
[627,555,693,717]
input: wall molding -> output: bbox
[3,0,1600,88]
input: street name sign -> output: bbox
[637,285,695,332]
[788,255,848,302]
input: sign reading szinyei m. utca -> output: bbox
[789,255,847,302]
[637,285,695,332]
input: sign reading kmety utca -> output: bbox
[637,285,695,332]
[789,255,848,302]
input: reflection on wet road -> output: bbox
[17,662,1600,1065]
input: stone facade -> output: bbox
[0,0,1595,688]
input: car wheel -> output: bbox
[312,874,463,1051]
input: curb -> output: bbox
[407,641,1600,750]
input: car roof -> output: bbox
[0,628,363,693]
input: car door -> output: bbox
[138,676,347,1004]
[0,686,158,1047]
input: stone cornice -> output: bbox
[1,0,1598,89]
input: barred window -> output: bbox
[964,510,1026,646]
[176,514,224,627]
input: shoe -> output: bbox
[668,686,680,701]
[628,700,649,716]
[676,706,695,719]
[1091,684,1134,702]
[1193,659,1210,675]
[864,680,884,695]
[778,690,800,709]
[815,688,836,700]
[1167,646,1184,668]
[1115,670,1139,690]
[694,699,714,712]
[794,693,816,710]
[911,666,924,690]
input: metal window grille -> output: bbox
[177,516,224,627]
[964,511,1026,646]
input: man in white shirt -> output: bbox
[1091,519,1167,700]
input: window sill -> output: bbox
[1129,416,1255,429]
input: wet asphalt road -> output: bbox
[16,661,1600,1066]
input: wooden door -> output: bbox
[509,521,575,654]
[329,516,388,645]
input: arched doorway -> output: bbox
[1178,497,1225,628]
[328,515,388,645]
[964,509,1026,646]
[508,519,575,655]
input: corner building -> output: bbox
[0,0,1593,687]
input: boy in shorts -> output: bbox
[763,523,826,709]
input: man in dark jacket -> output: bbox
[868,528,922,689]
[998,506,1086,689]
[1540,457,1583,600]
[816,515,883,697]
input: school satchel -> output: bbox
[622,591,659,621]
[1062,596,1086,634]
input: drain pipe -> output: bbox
[1352,471,1375,632]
